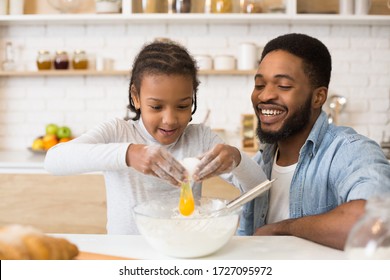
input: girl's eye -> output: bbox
[150,105,162,110]
[178,104,191,110]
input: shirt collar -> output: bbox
[303,110,329,157]
[261,110,329,164]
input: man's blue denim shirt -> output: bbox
[237,110,390,236]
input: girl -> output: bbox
[44,41,266,234]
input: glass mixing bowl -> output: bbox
[133,197,241,258]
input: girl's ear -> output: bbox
[131,85,140,110]
[312,87,327,109]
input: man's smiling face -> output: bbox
[251,50,315,144]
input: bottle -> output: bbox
[176,0,191,13]
[72,50,88,70]
[54,51,69,70]
[2,42,17,71]
[36,50,52,70]
[344,195,390,259]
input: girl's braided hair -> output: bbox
[128,40,200,121]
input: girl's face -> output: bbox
[132,74,194,145]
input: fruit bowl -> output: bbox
[27,147,47,155]
[133,197,240,258]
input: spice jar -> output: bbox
[344,195,390,259]
[54,51,69,70]
[175,0,191,13]
[36,50,52,70]
[205,0,232,13]
[72,50,88,70]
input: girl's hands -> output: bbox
[193,144,241,181]
[126,144,187,186]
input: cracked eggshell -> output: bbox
[181,157,201,177]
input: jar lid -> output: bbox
[56,50,68,54]
[74,49,86,54]
[38,50,50,54]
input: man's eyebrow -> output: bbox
[254,73,295,82]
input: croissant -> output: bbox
[0,224,79,260]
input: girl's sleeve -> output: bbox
[226,151,267,193]
[204,126,267,193]
[44,119,130,175]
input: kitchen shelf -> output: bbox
[0,69,256,77]
[0,13,389,26]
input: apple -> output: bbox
[57,126,72,139]
[46,123,58,135]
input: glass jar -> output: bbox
[54,51,69,70]
[175,0,191,13]
[205,0,232,13]
[36,50,52,70]
[72,50,88,70]
[240,0,263,13]
[344,195,390,259]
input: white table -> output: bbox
[53,234,346,260]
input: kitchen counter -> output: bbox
[53,234,346,260]
[0,149,46,174]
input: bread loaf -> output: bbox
[0,224,79,260]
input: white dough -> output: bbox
[181,157,201,177]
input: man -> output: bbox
[237,33,390,250]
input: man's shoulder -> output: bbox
[325,125,373,146]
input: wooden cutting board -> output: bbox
[75,251,136,260]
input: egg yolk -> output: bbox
[179,181,195,216]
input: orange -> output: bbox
[59,137,72,143]
[43,135,59,150]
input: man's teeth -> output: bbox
[261,109,282,116]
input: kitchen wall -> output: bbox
[0,20,389,150]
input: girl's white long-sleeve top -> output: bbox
[44,118,266,234]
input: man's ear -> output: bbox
[130,85,140,110]
[312,87,328,109]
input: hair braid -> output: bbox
[128,41,200,121]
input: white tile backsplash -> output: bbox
[0,22,389,150]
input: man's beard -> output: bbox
[256,97,312,144]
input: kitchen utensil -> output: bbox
[213,55,235,70]
[203,178,275,218]
[238,42,258,70]
[133,197,240,258]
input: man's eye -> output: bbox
[279,86,292,90]
[254,85,264,90]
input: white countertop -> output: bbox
[53,234,346,260]
[0,150,46,174]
